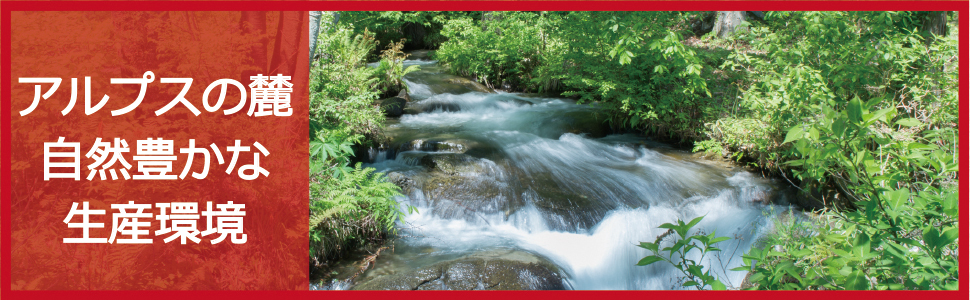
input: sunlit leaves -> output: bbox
[309,21,413,262]
[636,216,730,290]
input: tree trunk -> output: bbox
[921,11,948,46]
[482,11,503,35]
[920,12,949,98]
[309,11,322,62]
[240,11,268,72]
[712,11,746,38]
[269,11,306,77]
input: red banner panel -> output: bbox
[8,11,309,290]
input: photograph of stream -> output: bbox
[308,11,959,290]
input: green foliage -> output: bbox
[310,163,405,232]
[552,12,714,140]
[627,11,957,290]
[343,11,471,52]
[309,128,357,177]
[719,12,959,290]
[738,97,958,290]
[637,216,730,290]
[713,11,958,169]
[334,11,958,289]
[374,39,421,95]
[309,161,407,261]
[311,26,384,138]
[309,22,414,264]
[435,12,544,90]
[434,12,719,140]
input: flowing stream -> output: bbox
[319,54,799,290]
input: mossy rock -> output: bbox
[446,77,494,93]
[397,138,477,154]
[517,171,608,231]
[379,96,407,117]
[386,171,416,195]
[410,154,517,221]
[419,153,482,175]
[419,175,512,220]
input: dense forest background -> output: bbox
[309,11,959,290]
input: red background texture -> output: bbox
[6,10,310,290]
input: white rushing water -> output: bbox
[358,59,792,290]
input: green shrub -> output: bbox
[309,22,414,265]
[714,11,957,169]
[374,39,420,96]
[638,11,958,290]
[552,12,714,140]
[341,11,471,55]
[435,12,544,90]
[637,216,730,290]
[331,12,959,289]
[738,97,958,290]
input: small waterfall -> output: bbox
[353,59,792,290]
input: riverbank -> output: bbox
[314,11,959,290]
[312,56,802,290]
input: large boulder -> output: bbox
[352,250,568,290]
[379,90,411,118]
[415,153,515,221]
[419,153,484,175]
[396,89,412,102]
[386,171,416,195]
[514,170,608,231]
[380,96,407,118]
[387,131,502,158]
[407,101,462,113]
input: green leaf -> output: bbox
[885,189,910,211]
[748,273,765,283]
[636,256,663,266]
[638,242,659,252]
[942,193,958,214]
[710,280,726,290]
[730,265,750,272]
[685,216,704,231]
[619,52,632,65]
[895,118,922,127]
[790,248,811,257]
[923,227,941,250]
[670,240,686,253]
[939,228,958,248]
[824,233,846,242]
[783,125,805,144]
[687,265,705,278]
[907,142,933,151]
[848,97,863,124]
[853,233,871,261]
[843,270,869,290]
[864,107,894,126]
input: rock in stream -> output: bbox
[353,249,568,290]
